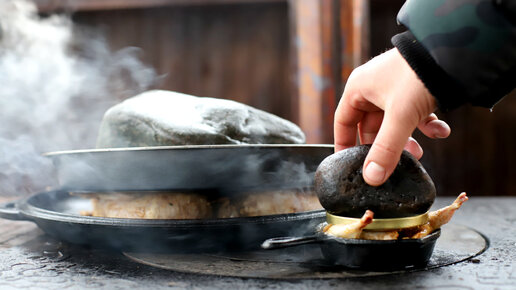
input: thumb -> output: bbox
[362,110,417,186]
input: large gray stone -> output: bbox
[96,90,305,148]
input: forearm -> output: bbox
[392,0,516,111]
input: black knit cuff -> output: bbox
[391,31,467,112]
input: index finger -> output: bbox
[362,108,418,186]
[334,95,363,152]
[334,86,381,152]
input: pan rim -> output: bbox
[18,190,326,228]
[43,144,334,156]
[320,228,441,245]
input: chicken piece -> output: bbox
[323,210,374,239]
[360,230,399,240]
[216,190,322,218]
[411,192,468,239]
[80,192,212,219]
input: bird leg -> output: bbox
[324,210,374,239]
[411,192,468,239]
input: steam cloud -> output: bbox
[0,0,157,196]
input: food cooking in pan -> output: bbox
[314,145,468,240]
[216,190,322,218]
[79,192,213,219]
[78,190,322,219]
[323,192,468,240]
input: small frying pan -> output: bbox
[262,230,441,270]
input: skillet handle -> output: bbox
[261,235,321,250]
[0,202,25,221]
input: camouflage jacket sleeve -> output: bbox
[391,0,516,111]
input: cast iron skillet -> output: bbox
[262,229,441,270]
[0,190,325,252]
[44,144,334,193]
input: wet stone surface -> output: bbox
[0,197,514,289]
[123,223,485,278]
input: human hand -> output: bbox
[334,48,451,186]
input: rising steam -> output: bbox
[0,0,156,196]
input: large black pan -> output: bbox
[44,145,334,193]
[262,230,441,270]
[0,190,325,252]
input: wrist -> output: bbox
[392,31,466,112]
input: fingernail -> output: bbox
[364,162,386,184]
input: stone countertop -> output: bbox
[0,196,514,289]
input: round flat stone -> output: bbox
[314,145,436,218]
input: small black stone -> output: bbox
[314,145,436,218]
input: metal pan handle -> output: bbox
[261,235,321,250]
[0,202,25,221]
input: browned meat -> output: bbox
[216,190,322,218]
[82,192,212,219]
[359,230,399,240]
[79,190,322,219]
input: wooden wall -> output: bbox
[72,2,294,120]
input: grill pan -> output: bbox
[44,144,334,193]
[262,230,440,270]
[0,145,333,252]
[0,190,325,252]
